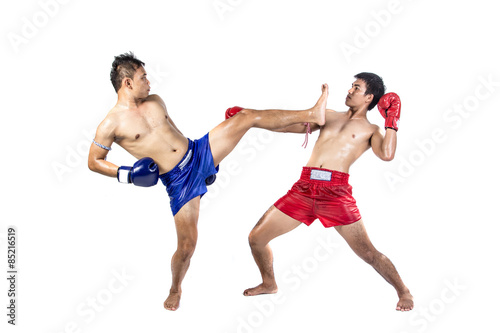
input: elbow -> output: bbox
[88,158,98,172]
[381,150,395,161]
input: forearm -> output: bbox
[380,129,397,161]
[275,123,317,134]
[88,158,119,178]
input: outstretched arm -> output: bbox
[274,122,321,133]
[88,118,119,177]
[371,127,397,161]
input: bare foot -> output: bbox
[310,83,329,126]
[396,292,414,311]
[164,291,181,311]
[243,283,278,296]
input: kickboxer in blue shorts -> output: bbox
[88,52,329,311]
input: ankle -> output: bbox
[398,288,411,297]
[169,288,182,295]
[262,279,277,288]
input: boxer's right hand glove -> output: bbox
[225,106,244,119]
[377,92,401,131]
[117,157,159,187]
[205,165,219,186]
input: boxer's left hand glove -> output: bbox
[225,106,244,119]
[377,92,401,131]
[117,157,159,187]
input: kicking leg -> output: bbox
[244,206,302,296]
[164,197,200,311]
[209,84,328,166]
[335,219,414,311]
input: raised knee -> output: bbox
[236,109,258,125]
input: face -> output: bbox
[345,79,373,110]
[129,66,151,98]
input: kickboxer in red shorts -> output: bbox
[234,72,413,311]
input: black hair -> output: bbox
[354,72,386,110]
[110,52,145,93]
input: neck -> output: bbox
[347,106,368,119]
[116,91,143,109]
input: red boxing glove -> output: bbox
[225,106,244,119]
[377,92,401,131]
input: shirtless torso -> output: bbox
[244,75,412,312]
[307,110,379,172]
[90,94,188,175]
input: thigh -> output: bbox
[208,112,253,167]
[173,196,201,245]
[334,219,376,255]
[250,205,303,245]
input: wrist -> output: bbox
[385,116,399,131]
[117,166,132,184]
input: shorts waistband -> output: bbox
[159,139,193,179]
[300,167,350,185]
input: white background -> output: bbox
[1,0,499,332]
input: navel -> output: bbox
[352,134,356,139]
[135,134,140,139]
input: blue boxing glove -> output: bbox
[117,157,159,187]
[205,165,219,186]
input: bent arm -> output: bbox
[371,127,397,161]
[88,119,119,177]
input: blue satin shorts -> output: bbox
[159,133,218,216]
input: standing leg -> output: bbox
[244,206,302,296]
[209,84,328,166]
[334,219,414,311]
[164,196,200,311]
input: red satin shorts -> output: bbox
[274,167,362,227]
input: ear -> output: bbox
[365,93,374,105]
[123,77,133,90]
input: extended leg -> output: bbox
[244,206,302,296]
[209,84,328,166]
[164,197,200,311]
[335,219,414,311]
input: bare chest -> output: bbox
[319,117,372,144]
[115,112,170,142]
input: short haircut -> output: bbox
[354,72,386,110]
[110,52,145,92]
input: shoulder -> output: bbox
[97,111,119,135]
[145,94,166,106]
[368,124,384,143]
[142,94,168,114]
[146,93,162,101]
[324,109,341,121]
[371,124,382,136]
